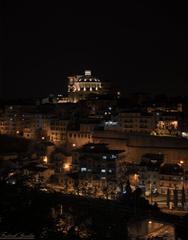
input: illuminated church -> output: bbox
[68,70,107,102]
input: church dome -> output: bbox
[77,70,100,82]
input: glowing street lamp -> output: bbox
[43,156,48,164]
[129,173,139,188]
[179,160,184,165]
[64,163,70,171]
[177,160,185,208]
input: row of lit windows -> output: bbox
[50,137,66,141]
[78,78,100,82]
[76,87,99,92]
[80,167,113,173]
[102,155,117,160]
[51,132,65,136]
[69,133,91,138]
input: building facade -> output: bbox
[68,143,126,199]
[68,70,106,102]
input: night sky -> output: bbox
[2,2,188,99]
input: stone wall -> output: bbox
[93,131,188,168]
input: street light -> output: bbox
[129,173,139,188]
[150,182,153,204]
[179,161,184,187]
[64,163,70,171]
[178,160,186,209]
[179,160,184,165]
[43,156,48,164]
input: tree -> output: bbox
[181,186,186,209]
[166,188,170,209]
[173,189,178,209]
[125,180,132,196]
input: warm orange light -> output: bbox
[64,163,70,171]
[16,130,20,134]
[134,174,139,180]
[171,121,178,128]
[43,156,48,164]
[72,143,76,147]
[129,173,139,187]
[180,160,184,165]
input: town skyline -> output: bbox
[1,2,188,239]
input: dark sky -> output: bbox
[2,2,188,99]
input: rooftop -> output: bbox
[75,143,124,154]
[160,163,183,175]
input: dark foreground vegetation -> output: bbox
[0,180,188,239]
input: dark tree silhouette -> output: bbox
[181,186,186,209]
[166,188,170,209]
[173,189,178,209]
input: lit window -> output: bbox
[103,156,107,159]
[182,132,188,138]
[108,169,112,173]
[64,163,70,171]
[11,180,16,185]
[81,167,87,172]
[101,169,106,173]
[43,156,48,164]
